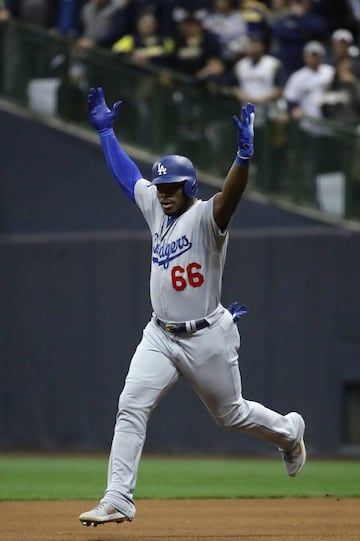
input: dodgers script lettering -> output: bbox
[152,233,192,269]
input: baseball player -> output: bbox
[79,87,306,527]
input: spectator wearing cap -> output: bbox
[283,40,335,200]
[331,29,356,62]
[320,54,360,127]
[330,28,360,75]
[284,40,334,131]
[238,0,271,47]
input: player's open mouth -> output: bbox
[161,201,173,210]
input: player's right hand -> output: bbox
[232,103,255,159]
[87,87,122,132]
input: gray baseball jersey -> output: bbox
[135,178,228,321]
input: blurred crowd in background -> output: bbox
[1,1,360,214]
[1,0,360,128]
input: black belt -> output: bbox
[155,317,210,334]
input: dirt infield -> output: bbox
[0,499,359,541]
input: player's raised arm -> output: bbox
[213,103,255,230]
[88,87,143,202]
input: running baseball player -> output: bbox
[79,87,306,527]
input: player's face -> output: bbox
[156,182,189,216]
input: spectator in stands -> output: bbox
[283,40,335,200]
[154,12,228,158]
[238,0,271,47]
[111,9,175,147]
[134,1,212,37]
[165,0,213,33]
[271,0,328,80]
[233,33,286,189]
[320,50,360,214]
[269,0,288,20]
[55,0,87,37]
[112,9,174,67]
[127,1,172,36]
[321,55,360,127]
[284,40,334,133]
[331,28,356,63]
[201,0,247,64]
[171,13,226,82]
[233,33,284,112]
[67,1,127,79]
[75,0,133,51]
[0,1,64,96]
[64,0,134,122]
[3,0,96,38]
[329,28,360,77]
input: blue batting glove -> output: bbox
[87,86,122,132]
[227,301,247,322]
[233,103,255,165]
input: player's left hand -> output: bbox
[227,301,247,322]
[232,103,255,159]
[87,87,122,132]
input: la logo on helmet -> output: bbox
[157,163,167,175]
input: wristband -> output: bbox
[98,127,115,137]
[235,151,250,167]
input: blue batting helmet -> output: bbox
[151,155,198,198]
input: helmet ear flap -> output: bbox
[184,177,198,198]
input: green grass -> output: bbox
[0,455,359,501]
